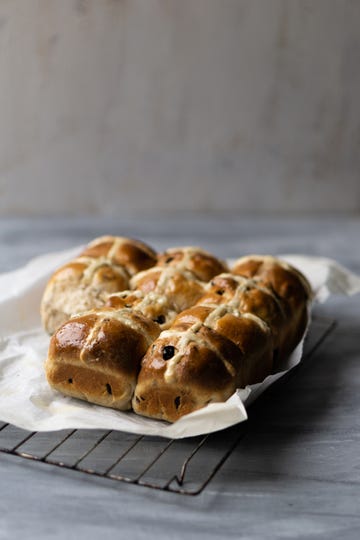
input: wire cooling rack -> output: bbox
[0,316,336,495]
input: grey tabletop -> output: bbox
[0,215,359,540]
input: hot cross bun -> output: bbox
[41,236,157,335]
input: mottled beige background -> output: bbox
[0,0,359,216]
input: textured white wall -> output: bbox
[0,0,359,216]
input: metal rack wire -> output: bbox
[0,316,336,495]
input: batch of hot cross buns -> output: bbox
[42,236,312,423]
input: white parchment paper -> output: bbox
[0,247,359,439]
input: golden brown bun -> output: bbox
[45,307,160,410]
[231,255,311,307]
[199,273,287,361]
[133,324,244,422]
[130,267,205,311]
[132,305,273,422]
[231,255,311,361]
[173,304,273,376]
[106,247,226,329]
[157,247,228,282]
[82,236,157,276]
[41,236,157,335]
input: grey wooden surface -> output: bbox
[0,216,359,539]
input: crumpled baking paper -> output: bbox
[0,247,359,439]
